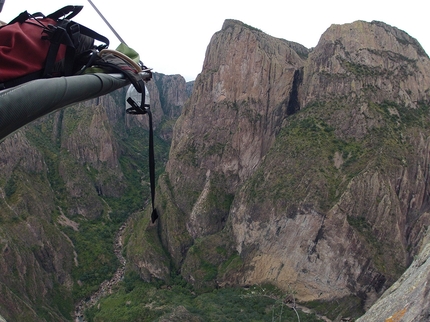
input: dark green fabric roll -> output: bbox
[0,73,128,141]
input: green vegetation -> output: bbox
[218,253,243,277]
[66,220,120,299]
[346,214,405,276]
[377,100,430,129]
[246,113,364,211]
[4,171,18,198]
[180,230,240,293]
[241,22,262,33]
[175,142,198,166]
[16,100,171,306]
[306,295,365,321]
[23,116,118,301]
[340,58,381,77]
[347,215,381,252]
[85,279,324,322]
[245,96,430,215]
[50,283,74,320]
[348,215,381,238]
[66,125,169,300]
[205,177,234,214]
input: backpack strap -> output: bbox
[41,21,77,77]
[48,5,110,48]
[8,11,44,24]
[77,24,110,48]
[47,5,83,20]
[41,22,109,77]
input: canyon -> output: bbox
[1,18,430,321]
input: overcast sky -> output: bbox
[1,0,428,81]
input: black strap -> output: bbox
[78,23,110,47]
[125,79,158,222]
[47,5,83,20]
[42,24,75,77]
[147,108,158,223]
[8,6,82,25]
[138,79,158,223]
[8,11,33,24]
[41,18,109,78]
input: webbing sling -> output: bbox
[147,109,158,223]
[126,79,158,223]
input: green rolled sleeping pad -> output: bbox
[0,73,128,141]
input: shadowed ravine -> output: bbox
[74,221,128,322]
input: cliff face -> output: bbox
[153,73,189,141]
[0,73,188,321]
[137,19,430,319]
[301,20,430,137]
[357,228,430,321]
[166,20,308,239]
[229,20,430,304]
[0,131,76,321]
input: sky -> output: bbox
[1,0,428,81]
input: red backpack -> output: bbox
[0,5,109,89]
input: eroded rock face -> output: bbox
[153,19,430,316]
[227,20,430,307]
[356,229,430,321]
[301,20,430,139]
[229,167,424,306]
[155,74,188,119]
[302,20,430,102]
[164,20,308,243]
[0,133,75,321]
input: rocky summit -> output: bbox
[1,18,430,322]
